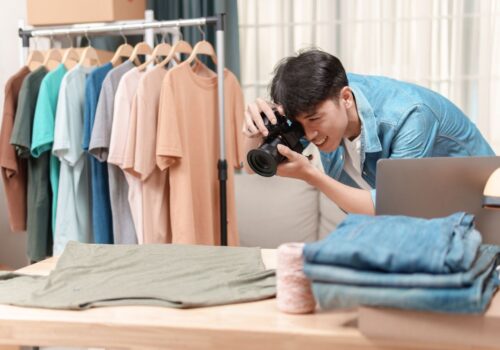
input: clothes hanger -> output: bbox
[26,37,45,71]
[185,40,217,65]
[42,34,62,70]
[26,50,45,71]
[78,30,101,67]
[110,27,135,67]
[61,31,80,70]
[137,30,175,71]
[156,26,193,68]
[128,36,153,64]
[185,25,217,65]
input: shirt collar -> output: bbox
[350,85,382,154]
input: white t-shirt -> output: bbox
[342,134,372,190]
[52,64,93,254]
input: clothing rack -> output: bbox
[18,13,230,246]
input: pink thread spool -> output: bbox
[276,242,316,314]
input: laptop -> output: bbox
[376,156,500,244]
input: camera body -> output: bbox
[247,110,305,177]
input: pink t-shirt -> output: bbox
[108,67,147,243]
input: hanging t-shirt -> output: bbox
[0,241,276,309]
[10,66,52,262]
[156,62,244,246]
[108,67,146,244]
[31,63,67,235]
[342,133,372,190]
[83,62,114,244]
[88,60,137,244]
[53,64,93,255]
[0,66,30,232]
[125,65,169,243]
[125,62,214,244]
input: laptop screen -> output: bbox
[375,156,500,244]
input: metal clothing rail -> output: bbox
[18,13,229,246]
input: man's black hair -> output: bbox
[270,49,348,119]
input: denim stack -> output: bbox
[303,212,500,314]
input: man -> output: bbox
[242,49,495,215]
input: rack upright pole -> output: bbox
[216,13,227,246]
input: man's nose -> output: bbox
[305,129,318,142]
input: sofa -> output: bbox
[235,144,346,248]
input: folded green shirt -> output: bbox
[0,241,276,309]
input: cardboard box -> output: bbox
[27,0,146,26]
[358,291,500,349]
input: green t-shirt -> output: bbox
[31,63,67,235]
[0,242,276,309]
[10,66,52,262]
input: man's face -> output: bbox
[295,98,348,153]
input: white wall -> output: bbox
[0,0,29,269]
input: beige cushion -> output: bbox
[318,193,346,239]
[235,172,319,248]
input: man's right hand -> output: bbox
[242,98,281,138]
[242,98,283,174]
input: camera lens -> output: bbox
[247,149,278,177]
[253,154,271,170]
[246,111,305,177]
[247,137,285,177]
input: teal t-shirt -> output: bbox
[31,63,67,235]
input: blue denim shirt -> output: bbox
[319,73,496,205]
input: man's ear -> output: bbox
[340,86,353,108]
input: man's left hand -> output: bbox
[276,144,316,181]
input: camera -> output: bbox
[247,110,305,177]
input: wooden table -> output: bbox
[0,251,494,350]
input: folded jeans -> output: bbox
[310,248,500,314]
[304,212,481,274]
[304,244,500,288]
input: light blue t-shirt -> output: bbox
[31,63,67,235]
[52,64,93,254]
[83,62,114,244]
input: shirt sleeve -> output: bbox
[10,81,33,159]
[108,81,131,167]
[156,73,182,171]
[53,77,84,166]
[230,76,245,169]
[31,79,54,157]
[89,80,112,162]
[0,87,18,177]
[371,104,440,207]
[122,94,141,178]
[133,92,155,181]
[389,104,439,159]
[82,77,94,151]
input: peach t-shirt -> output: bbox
[156,62,244,246]
[124,65,169,243]
[108,67,147,244]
